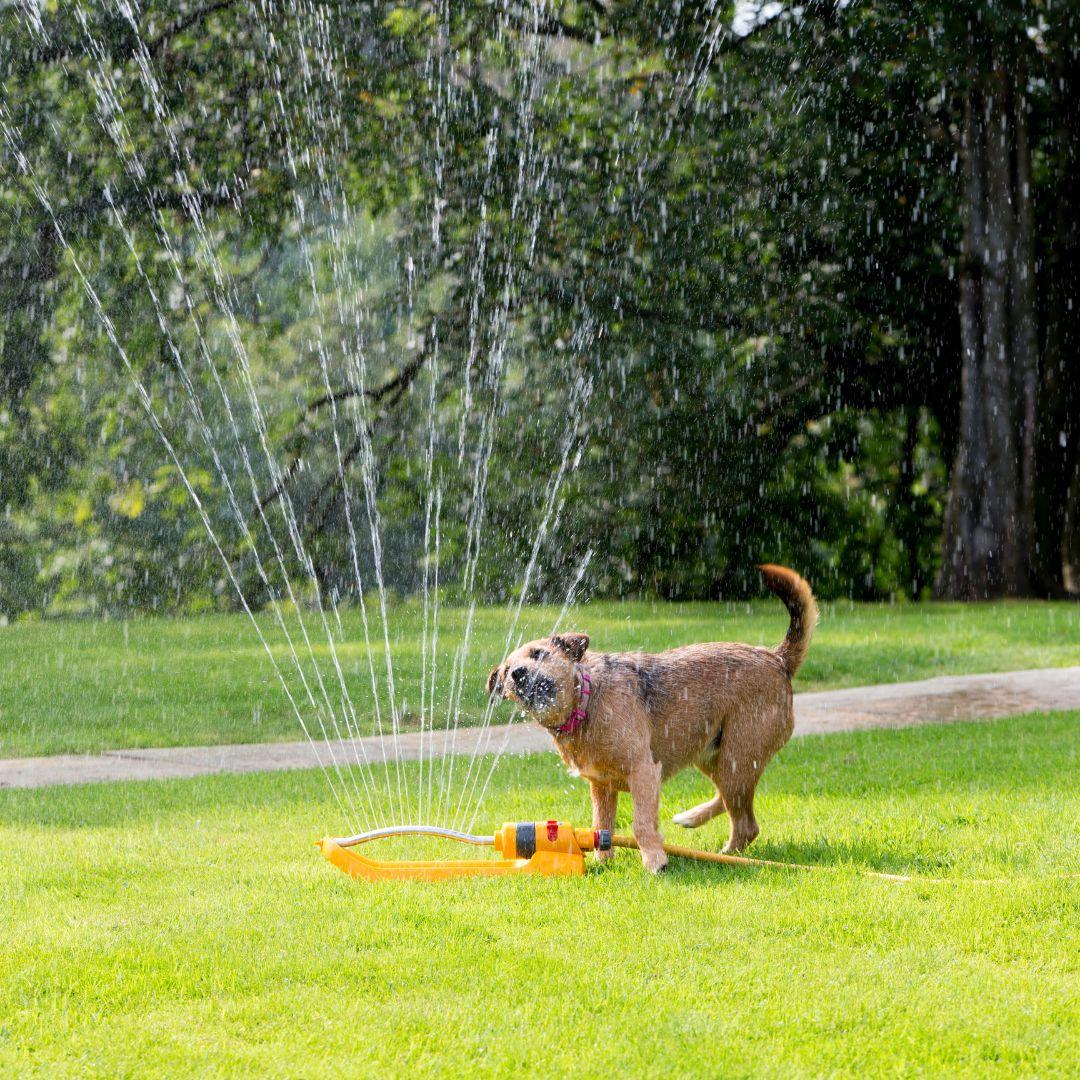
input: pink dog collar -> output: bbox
[555,668,591,737]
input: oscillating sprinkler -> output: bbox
[317,821,611,881]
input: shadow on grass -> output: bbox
[598,829,958,882]
[748,836,955,876]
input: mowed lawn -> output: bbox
[2,600,1079,757]
[1,712,1077,1077]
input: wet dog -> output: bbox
[487,565,817,873]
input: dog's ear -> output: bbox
[550,633,590,661]
[486,666,501,696]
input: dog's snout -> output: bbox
[511,665,529,684]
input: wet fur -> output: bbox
[487,565,817,873]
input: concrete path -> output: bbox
[2,666,1077,790]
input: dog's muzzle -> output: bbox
[510,666,556,709]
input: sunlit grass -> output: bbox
[1,599,1077,756]
[1,711,1076,1077]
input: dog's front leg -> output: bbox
[628,761,667,874]
[590,780,617,863]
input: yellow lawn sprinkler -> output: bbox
[317,821,610,881]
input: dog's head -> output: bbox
[486,632,590,727]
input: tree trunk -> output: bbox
[1030,42,1080,596]
[936,50,1038,599]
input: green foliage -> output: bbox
[1,2,1077,614]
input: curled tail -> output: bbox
[758,564,818,678]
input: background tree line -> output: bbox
[1,0,1077,618]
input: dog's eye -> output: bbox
[530,648,546,660]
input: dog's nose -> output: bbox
[511,666,529,684]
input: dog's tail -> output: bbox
[758,564,818,678]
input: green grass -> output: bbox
[1,599,1078,757]
[1,712,1077,1077]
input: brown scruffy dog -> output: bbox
[487,565,817,873]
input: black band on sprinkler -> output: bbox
[515,822,536,859]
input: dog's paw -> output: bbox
[723,823,760,854]
[672,809,702,829]
[641,850,668,875]
[593,848,615,864]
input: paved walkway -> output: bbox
[2,667,1077,790]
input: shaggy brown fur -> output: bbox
[486,565,818,873]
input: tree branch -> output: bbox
[304,358,421,534]
[523,15,599,45]
[21,0,242,69]
[146,0,240,56]
[303,348,429,418]
[255,338,433,516]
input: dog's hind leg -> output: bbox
[672,754,727,830]
[714,703,793,853]
[716,767,761,854]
